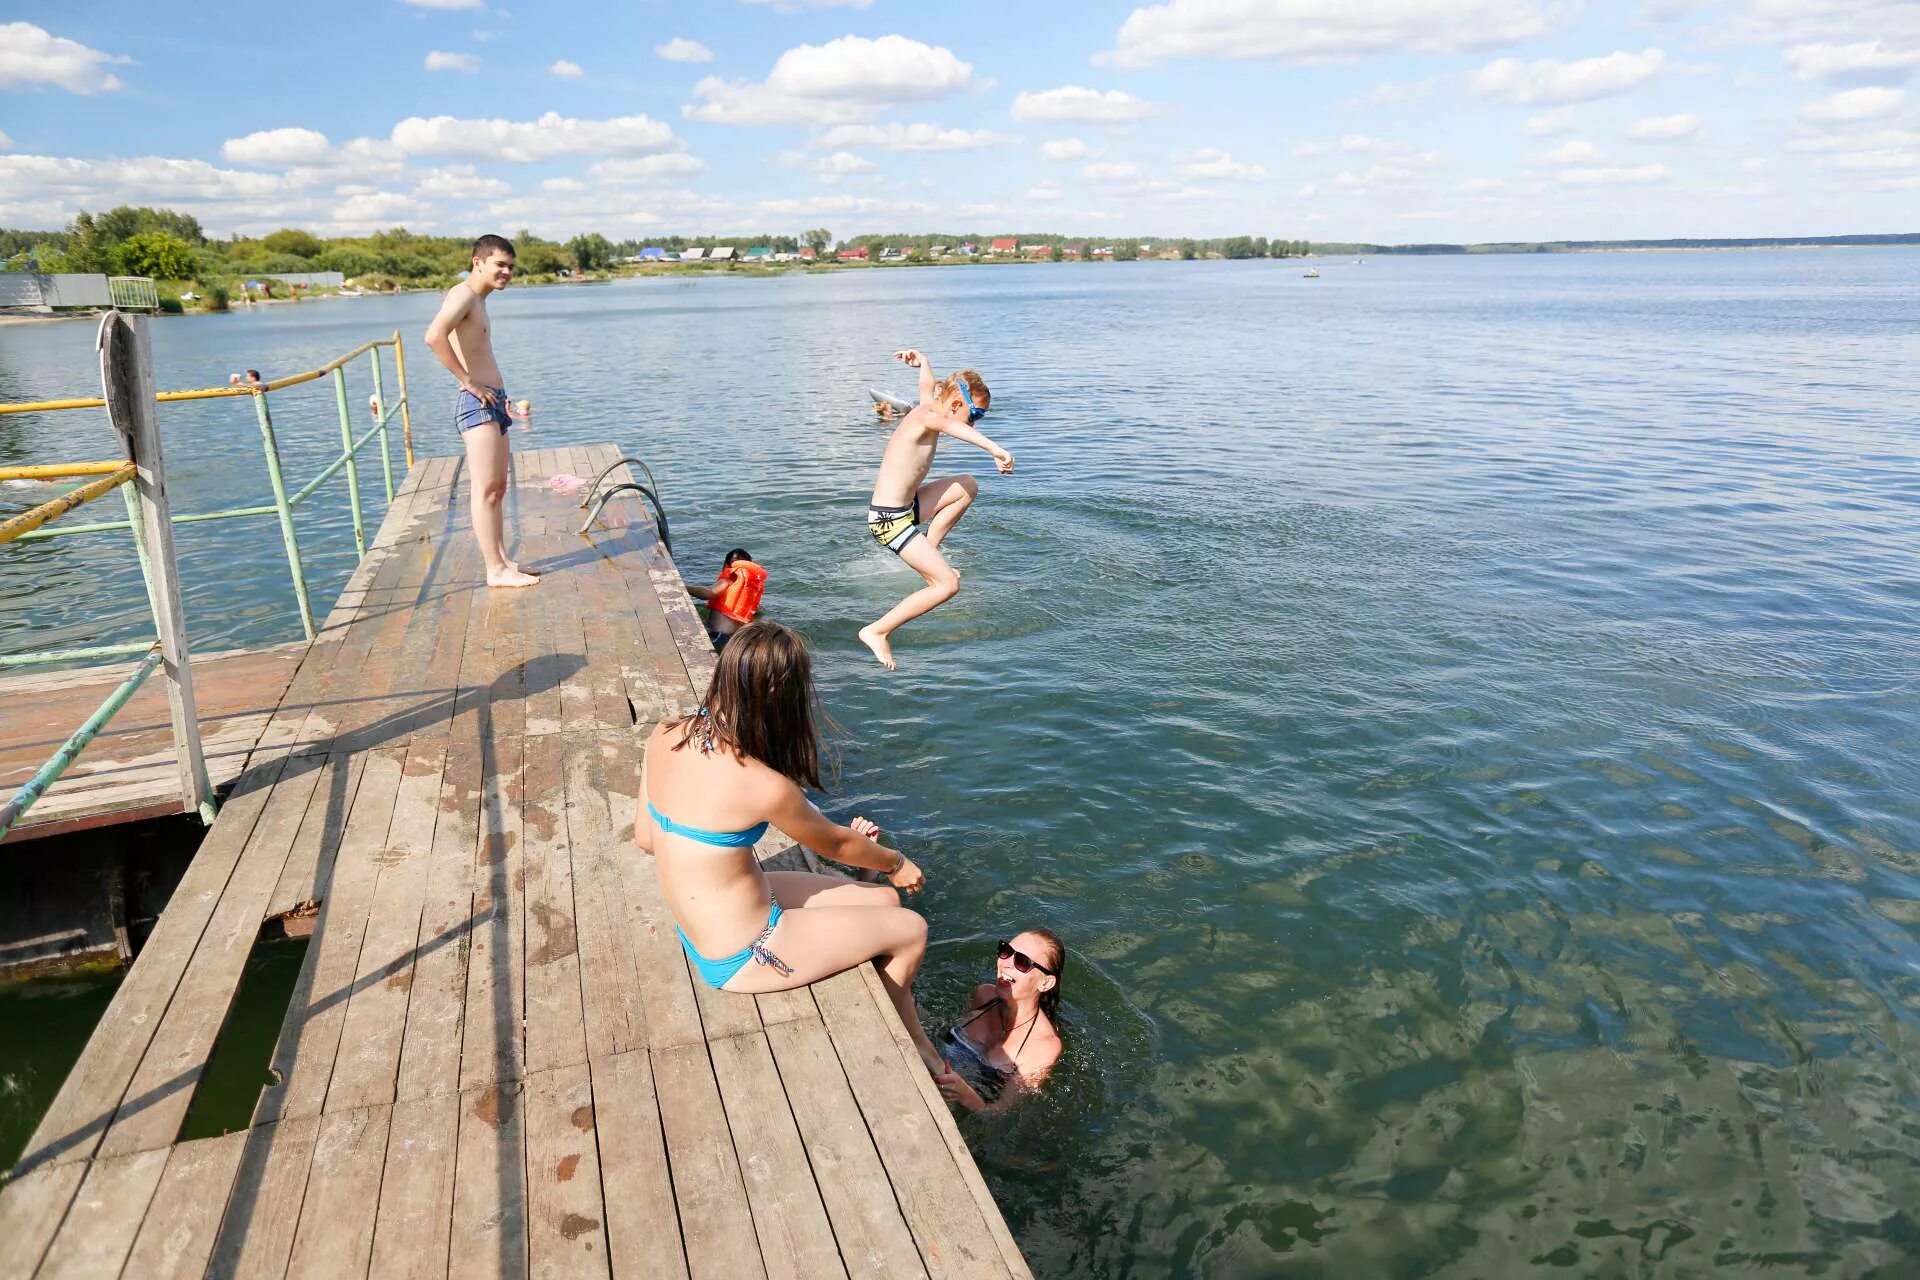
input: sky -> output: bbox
[1,0,1917,244]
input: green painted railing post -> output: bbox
[253,391,316,640]
[332,367,367,558]
[117,480,160,622]
[369,347,395,504]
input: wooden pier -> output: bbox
[0,446,1031,1280]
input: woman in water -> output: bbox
[936,930,1066,1111]
[636,620,947,1073]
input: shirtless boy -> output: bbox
[424,234,539,588]
[858,349,1012,670]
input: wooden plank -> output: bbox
[518,539,566,737]
[323,842,432,1112]
[850,967,1034,1280]
[0,1161,87,1277]
[564,733,645,1060]
[810,971,1011,1279]
[395,731,481,1101]
[97,752,316,1157]
[590,1049,687,1280]
[450,1081,529,1280]
[523,1064,610,1279]
[120,1130,249,1280]
[17,762,282,1173]
[255,744,408,1124]
[763,1016,929,1280]
[614,834,704,1052]
[284,1104,392,1280]
[267,752,365,918]
[521,731,587,1075]
[461,733,526,1091]
[708,1031,847,1280]
[33,1146,170,1280]
[208,1116,321,1278]
[651,1042,764,1280]
[367,1091,459,1279]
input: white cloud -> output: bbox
[811,122,1013,150]
[0,129,11,150]
[401,0,484,9]
[548,59,583,78]
[1011,85,1158,123]
[1342,77,1439,110]
[1026,182,1064,201]
[1083,161,1141,182]
[1558,163,1668,184]
[1101,0,1563,68]
[0,153,286,206]
[222,127,332,167]
[1471,48,1666,105]
[1459,176,1509,192]
[588,152,707,181]
[1825,147,1920,170]
[425,51,481,74]
[542,177,587,192]
[411,164,510,199]
[1524,107,1576,136]
[390,112,678,161]
[686,35,971,125]
[656,38,714,63]
[1173,147,1267,179]
[1292,134,1410,157]
[758,194,934,217]
[1802,86,1905,121]
[1543,139,1604,163]
[0,22,131,93]
[813,149,875,176]
[1041,137,1091,161]
[1629,112,1704,141]
[1784,41,1920,85]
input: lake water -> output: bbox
[3,252,1918,1276]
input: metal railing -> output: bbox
[0,329,416,653]
[0,315,213,840]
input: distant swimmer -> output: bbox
[685,547,767,650]
[869,388,914,421]
[936,930,1066,1112]
[858,348,1012,671]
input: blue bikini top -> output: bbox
[647,800,767,849]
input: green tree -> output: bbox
[95,206,205,246]
[1221,236,1257,260]
[566,232,615,271]
[1114,240,1139,262]
[1178,239,1198,260]
[262,228,323,259]
[114,230,199,279]
[315,247,377,278]
[803,227,832,256]
[1048,243,1064,262]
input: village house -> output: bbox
[799,246,817,260]
[989,237,1018,255]
[837,244,871,261]
[709,246,736,262]
[679,246,707,261]
[1022,243,1052,259]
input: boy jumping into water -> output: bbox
[859,349,1012,670]
[424,234,540,588]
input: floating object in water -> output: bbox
[1303,269,1321,278]
[868,388,915,416]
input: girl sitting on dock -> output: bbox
[936,930,1066,1111]
[636,621,947,1073]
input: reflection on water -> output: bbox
[3,252,1918,1273]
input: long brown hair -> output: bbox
[1029,928,1066,1022]
[669,620,823,788]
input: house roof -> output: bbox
[990,237,1018,250]
[681,247,707,259]
[709,246,736,260]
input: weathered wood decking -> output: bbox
[0,445,1030,1280]
[0,644,305,843]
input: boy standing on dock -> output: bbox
[858,349,1011,670]
[425,234,540,588]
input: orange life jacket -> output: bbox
[709,560,767,624]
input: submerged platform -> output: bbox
[0,445,1030,1279]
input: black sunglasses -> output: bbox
[997,940,1054,976]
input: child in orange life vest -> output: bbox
[686,548,767,650]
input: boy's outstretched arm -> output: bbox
[894,348,937,405]
[935,417,1015,474]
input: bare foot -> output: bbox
[486,567,540,588]
[505,560,542,577]
[857,624,896,671]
